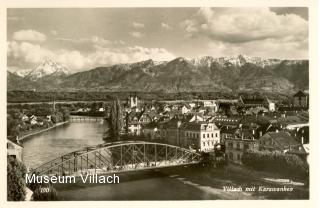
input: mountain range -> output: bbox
[8,55,308,93]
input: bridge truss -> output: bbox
[33,141,201,176]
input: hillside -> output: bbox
[8,55,308,93]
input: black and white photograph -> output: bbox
[4,2,315,204]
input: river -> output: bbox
[21,121,307,200]
[21,121,106,169]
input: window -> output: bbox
[212,133,214,137]
[212,141,214,145]
[203,134,205,138]
[216,133,218,137]
[237,154,241,160]
[207,141,210,146]
[207,133,209,138]
[244,144,249,150]
[237,143,241,149]
[228,142,233,148]
[203,142,205,146]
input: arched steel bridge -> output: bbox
[33,141,201,176]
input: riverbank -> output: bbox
[18,121,69,142]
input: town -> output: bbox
[7,90,309,165]
[108,91,309,164]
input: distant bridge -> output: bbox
[33,141,201,176]
[69,116,105,123]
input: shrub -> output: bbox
[242,149,308,178]
[7,157,27,201]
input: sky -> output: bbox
[7,7,308,72]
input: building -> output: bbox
[189,114,204,122]
[239,95,270,109]
[180,122,220,152]
[7,138,23,162]
[142,122,160,141]
[293,90,309,107]
[126,112,142,135]
[158,118,183,146]
[224,128,259,164]
[213,116,241,128]
[259,131,305,154]
[203,100,219,112]
[180,104,191,114]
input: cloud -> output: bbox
[50,30,58,36]
[13,30,47,42]
[133,22,145,29]
[130,31,144,39]
[182,8,308,43]
[8,41,175,71]
[207,38,308,59]
[181,7,308,59]
[161,23,172,30]
[55,36,124,46]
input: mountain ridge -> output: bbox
[8,55,308,93]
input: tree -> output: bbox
[7,157,27,201]
[107,99,123,141]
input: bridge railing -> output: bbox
[32,141,201,176]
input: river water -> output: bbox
[22,121,107,169]
[21,121,306,200]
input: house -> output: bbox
[145,110,160,122]
[239,95,269,109]
[212,116,241,128]
[265,97,276,112]
[220,126,237,144]
[29,115,38,125]
[46,115,52,122]
[203,100,219,112]
[138,112,152,124]
[126,112,143,135]
[224,128,259,164]
[158,118,183,146]
[293,126,309,144]
[21,114,29,122]
[180,122,220,152]
[293,90,309,107]
[163,105,172,112]
[189,103,196,108]
[189,114,204,122]
[180,104,191,114]
[127,122,142,135]
[142,122,160,140]
[7,138,23,162]
[277,115,308,130]
[259,131,305,154]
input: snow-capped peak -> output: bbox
[191,55,281,68]
[25,58,70,80]
[14,69,33,77]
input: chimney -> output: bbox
[276,129,279,133]
[301,136,304,144]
